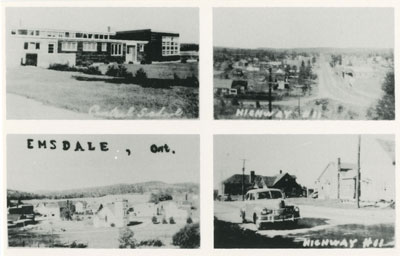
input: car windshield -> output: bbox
[257,191,282,199]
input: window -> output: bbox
[36,30,40,36]
[83,42,97,52]
[65,32,70,38]
[101,43,107,52]
[11,30,16,35]
[94,34,99,39]
[24,42,28,50]
[161,36,179,56]
[18,29,28,35]
[139,44,144,52]
[61,41,77,51]
[35,43,40,50]
[48,44,54,53]
[76,33,83,38]
[29,30,34,36]
[111,43,123,56]
[99,34,104,39]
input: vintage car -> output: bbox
[240,188,300,229]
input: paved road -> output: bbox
[7,93,95,120]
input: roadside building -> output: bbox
[93,200,128,228]
[221,170,303,198]
[315,136,395,203]
[8,27,182,67]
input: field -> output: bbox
[6,64,199,119]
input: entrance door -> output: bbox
[25,53,38,66]
[126,46,137,63]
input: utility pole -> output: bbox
[298,96,301,117]
[337,157,341,199]
[241,159,247,201]
[356,135,361,208]
[268,68,273,119]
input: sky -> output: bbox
[214,8,394,49]
[7,135,199,192]
[6,7,199,44]
[214,134,394,188]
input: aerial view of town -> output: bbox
[7,135,200,248]
[6,8,199,120]
[213,8,394,120]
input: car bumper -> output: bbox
[259,214,300,223]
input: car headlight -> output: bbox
[294,206,300,212]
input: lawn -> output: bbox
[6,66,198,119]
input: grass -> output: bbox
[7,66,198,119]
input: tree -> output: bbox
[119,228,136,248]
[60,200,74,220]
[368,71,395,120]
[172,223,200,248]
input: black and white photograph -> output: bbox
[213,8,394,120]
[214,134,395,248]
[7,135,200,248]
[5,7,199,120]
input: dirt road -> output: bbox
[316,55,378,108]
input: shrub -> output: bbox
[48,63,78,72]
[137,239,164,247]
[106,64,129,77]
[152,216,159,224]
[135,68,148,83]
[169,217,176,224]
[172,223,200,248]
[162,217,168,224]
[118,227,136,248]
[186,216,193,224]
[82,66,102,75]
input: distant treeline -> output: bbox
[8,181,199,200]
[214,47,393,63]
[214,47,314,63]
[181,43,199,52]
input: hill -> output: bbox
[8,181,199,200]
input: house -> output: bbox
[221,170,303,198]
[74,201,87,214]
[315,136,395,202]
[35,202,60,220]
[8,203,35,228]
[8,27,181,67]
[214,78,232,95]
[93,200,128,228]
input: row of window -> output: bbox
[12,29,111,40]
[161,36,180,56]
[23,41,148,56]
